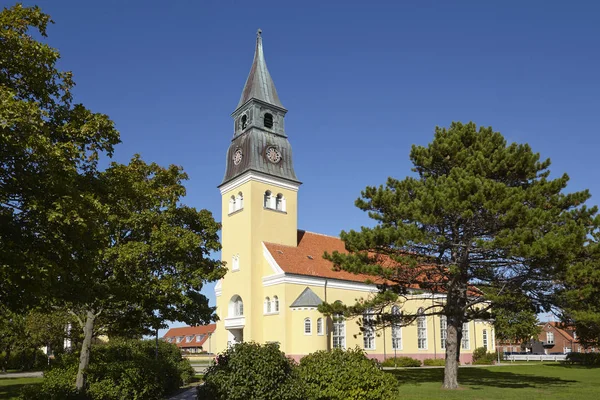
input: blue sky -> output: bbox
[21,1,600,332]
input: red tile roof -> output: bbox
[262,230,444,287]
[163,324,215,348]
[264,231,386,284]
[264,230,482,296]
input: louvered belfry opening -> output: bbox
[264,113,273,128]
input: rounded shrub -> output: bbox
[199,342,306,400]
[381,356,422,367]
[472,347,496,365]
[298,347,397,400]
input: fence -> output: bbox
[505,354,567,362]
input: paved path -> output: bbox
[0,371,43,379]
[167,387,197,400]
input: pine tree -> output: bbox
[322,122,597,389]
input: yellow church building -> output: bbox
[213,30,495,363]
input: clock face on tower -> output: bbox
[266,146,281,163]
[233,149,243,165]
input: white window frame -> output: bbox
[440,316,447,349]
[333,314,345,349]
[546,331,554,344]
[483,329,488,349]
[229,195,235,214]
[461,322,470,350]
[317,318,324,335]
[236,192,244,210]
[275,193,286,212]
[272,296,279,313]
[417,308,427,350]
[232,255,240,271]
[391,306,402,350]
[264,297,271,314]
[363,309,375,350]
[304,318,312,335]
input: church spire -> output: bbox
[236,29,285,111]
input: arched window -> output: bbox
[304,318,312,335]
[241,115,247,130]
[229,195,236,214]
[272,296,279,312]
[333,314,345,348]
[317,318,323,335]
[236,192,244,210]
[417,307,427,349]
[264,190,272,209]
[264,113,273,129]
[440,316,447,349]
[275,193,286,212]
[391,306,401,350]
[461,322,470,350]
[264,297,271,314]
[229,295,244,317]
[363,309,375,350]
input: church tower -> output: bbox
[214,30,300,351]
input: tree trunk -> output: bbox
[75,310,96,392]
[443,316,462,389]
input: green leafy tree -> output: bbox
[0,306,25,372]
[493,307,540,350]
[52,156,226,391]
[321,122,597,389]
[0,4,120,311]
[24,310,71,360]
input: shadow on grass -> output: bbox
[0,378,42,400]
[387,367,577,390]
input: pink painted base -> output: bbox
[288,352,473,364]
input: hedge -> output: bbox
[381,356,422,367]
[565,352,600,366]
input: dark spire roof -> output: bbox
[236,29,284,110]
[290,287,323,308]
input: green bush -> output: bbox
[566,352,600,366]
[381,356,422,367]
[21,339,193,400]
[298,347,397,400]
[198,342,306,400]
[423,358,446,366]
[472,347,496,365]
[19,364,84,400]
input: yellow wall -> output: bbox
[215,174,299,354]
[213,174,494,363]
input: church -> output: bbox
[213,31,495,363]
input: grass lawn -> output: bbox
[388,363,600,399]
[0,377,43,400]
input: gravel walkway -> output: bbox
[167,387,197,400]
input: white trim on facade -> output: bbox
[262,272,378,293]
[263,243,285,274]
[219,170,301,194]
[215,279,222,297]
